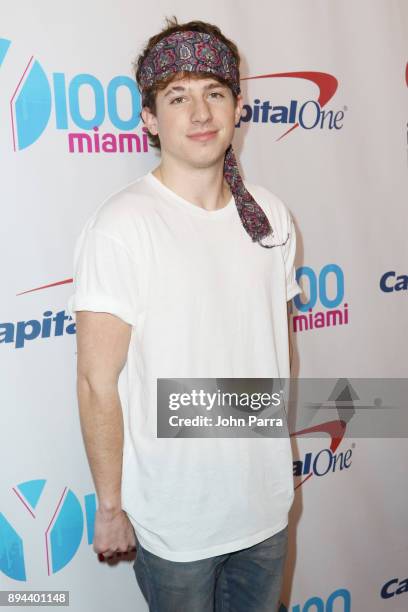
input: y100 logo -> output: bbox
[0,479,96,581]
[279,588,351,612]
[1,37,147,154]
[292,264,348,333]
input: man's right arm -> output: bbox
[75,310,136,559]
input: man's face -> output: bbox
[142,76,243,169]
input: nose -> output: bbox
[190,96,211,124]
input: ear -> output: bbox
[234,94,244,124]
[141,106,159,136]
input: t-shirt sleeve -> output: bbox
[282,212,302,302]
[67,228,141,326]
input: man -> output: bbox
[68,18,302,612]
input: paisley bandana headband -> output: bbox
[139,30,283,248]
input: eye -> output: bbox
[170,96,185,105]
[209,92,224,99]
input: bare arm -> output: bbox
[75,310,136,558]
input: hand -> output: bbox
[93,507,137,561]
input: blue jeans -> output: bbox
[133,525,288,611]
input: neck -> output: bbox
[152,156,232,212]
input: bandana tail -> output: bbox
[223,146,275,248]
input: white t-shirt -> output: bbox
[67,170,302,562]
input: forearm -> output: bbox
[76,377,124,516]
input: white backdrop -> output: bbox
[1,1,407,610]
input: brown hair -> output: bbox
[133,17,241,150]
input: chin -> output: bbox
[189,154,226,169]
[187,146,228,166]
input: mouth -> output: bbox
[187,131,218,142]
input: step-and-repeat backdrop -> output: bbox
[1,1,407,610]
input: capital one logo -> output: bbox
[290,378,357,488]
[0,38,146,154]
[0,479,96,581]
[379,270,408,293]
[238,71,346,138]
[291,263,349,333]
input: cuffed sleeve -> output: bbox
[67,228,141,326]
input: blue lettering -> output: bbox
[314,448,332,476]
[298,100,320,129]
[53,73,68,128]
[270,106,288,124]
[252,98,261,122]
[15,320,41,349]
[380,271,395,292]
[295,266,317,311]
[107,76,140,130]
[261,100,272,122]
[0,311,76,348]
[279,587,351,611]
[380,271,408,292]
[381,578,399,599]
[303,597,324,611]
[294,449,353,478]
[69,74,105,129]
[295,264,344,311]
[327,588,351,611]
[236,104,252,127]
[381,577,408,599]
[343,449,352,468]
[333,110,344,129]
[395,275,408,291]
[319,264,344,308]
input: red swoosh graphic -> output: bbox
[290,419,347,489]
[241,71,338,140]
[16,278,73,296]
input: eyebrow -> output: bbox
[163,81,226,98]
